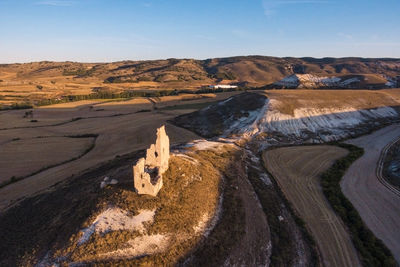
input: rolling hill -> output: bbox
[0,56,399,107]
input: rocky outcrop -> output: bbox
[172,92,268,138]
[133,126,170,196]
[270,73,396,89]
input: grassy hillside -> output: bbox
[1,56,399,107]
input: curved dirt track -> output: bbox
[377,135,400,196]
[341,124,400,263]
[264,146,362,267]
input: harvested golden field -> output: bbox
[382,88,400,103]
[263,89,400,116]
[263,145,361,267]
[94,98,151,107]
[0,136,94,184]
[37,99,111,109]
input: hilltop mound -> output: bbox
[171,92,268,138]
[173,90,400,143]
[0,148,225,266]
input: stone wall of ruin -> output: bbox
[133,125,170,196]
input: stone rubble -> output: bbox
[100,176,118,189]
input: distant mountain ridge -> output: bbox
[1,56,399,89]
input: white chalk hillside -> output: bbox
[274,74,342,88]
[273,74,396,88]
[237,99,399,142]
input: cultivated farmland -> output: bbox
[263,145,361,267]
[0,92,241,210]
[0,136,95,185]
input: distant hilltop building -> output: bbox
[133,125,170,196]
[208,84,238,89]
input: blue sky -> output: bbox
[0,0,399,63]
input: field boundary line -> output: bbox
[0,135,98,189]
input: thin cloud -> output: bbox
[262,0,331,16]
[352,42,400,47]
[337,32,353,40]
[35,1,75,6]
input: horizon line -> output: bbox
[2,54,400,65]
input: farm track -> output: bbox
[0,110,147,131]
[264,146,362,267]
[376,136,400,197]
[341,123,400,264]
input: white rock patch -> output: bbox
[274,74,363,88]
[173,153,199,165]
[78,208,155,245]
[187,139,226,151]
[193,213,210,234]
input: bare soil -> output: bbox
[220,152,271,266]
[264,145,362,267]
[0,136,94,183]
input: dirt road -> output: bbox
[341,123,400,263]
[264,146,362,267]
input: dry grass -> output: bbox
[264,145,362,267]
[0,141,247,266]
[48,147,244,266]
[382,89,400,103]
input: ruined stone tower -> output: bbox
[133,125,170,196]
